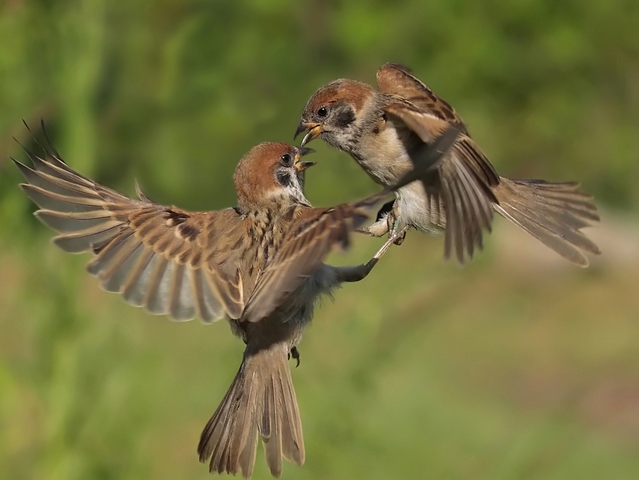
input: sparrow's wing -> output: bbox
[378,62,501,263]
[377,62,468,131]
[241,202,375,323]
[14,144,245,322]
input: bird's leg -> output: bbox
[388,212,407,246]
[373,198,406,246]
[334,224,409,284]
[288,346,300,368]
[334,257,379,283]
[374,223,410,259]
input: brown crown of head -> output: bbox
[300,79,375,121]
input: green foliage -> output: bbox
[1,1,638,479]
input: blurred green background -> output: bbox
[1,0,638,479]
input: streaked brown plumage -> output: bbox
[296,62,601,266]
[14,124,459,478]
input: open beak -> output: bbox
[294,146,316,172]
[294,121,322,147]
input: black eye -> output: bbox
[280,153,292,166]
[317,106,328,117]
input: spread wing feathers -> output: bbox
[493,178,601,267]
[439,141,499,262]
[377,62,469,131]
[14,146,244,322]
[241,202,375,323]
[384,101,500,263]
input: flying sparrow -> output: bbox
[295,62,601,266]
[14,124,459,478]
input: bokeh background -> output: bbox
[1,1,638,479]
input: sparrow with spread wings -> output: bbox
[14,124,459,478]
[296,63,600,266]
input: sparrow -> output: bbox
[14,123,459,478]
[295,62,601,266]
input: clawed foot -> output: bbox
[357,218,389,237]
[388,210,408,246]
[357,200,395,237]
[355,199,409,265]
[392,228,407,246]
[288,346,300,368]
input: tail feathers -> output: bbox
[493,178,601,267]
[198,348,304,478]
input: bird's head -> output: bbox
[234,143,315,213]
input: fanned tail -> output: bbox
[198,346,304,478]
[493,177,601,267]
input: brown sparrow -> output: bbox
[14,124,459,478]
[295,62,601,266]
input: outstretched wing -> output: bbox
[378,62,501,263]
[14,141,244,322]
[377,62,468,130]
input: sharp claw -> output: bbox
[290,346,301,368]
[393,234,406,246]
